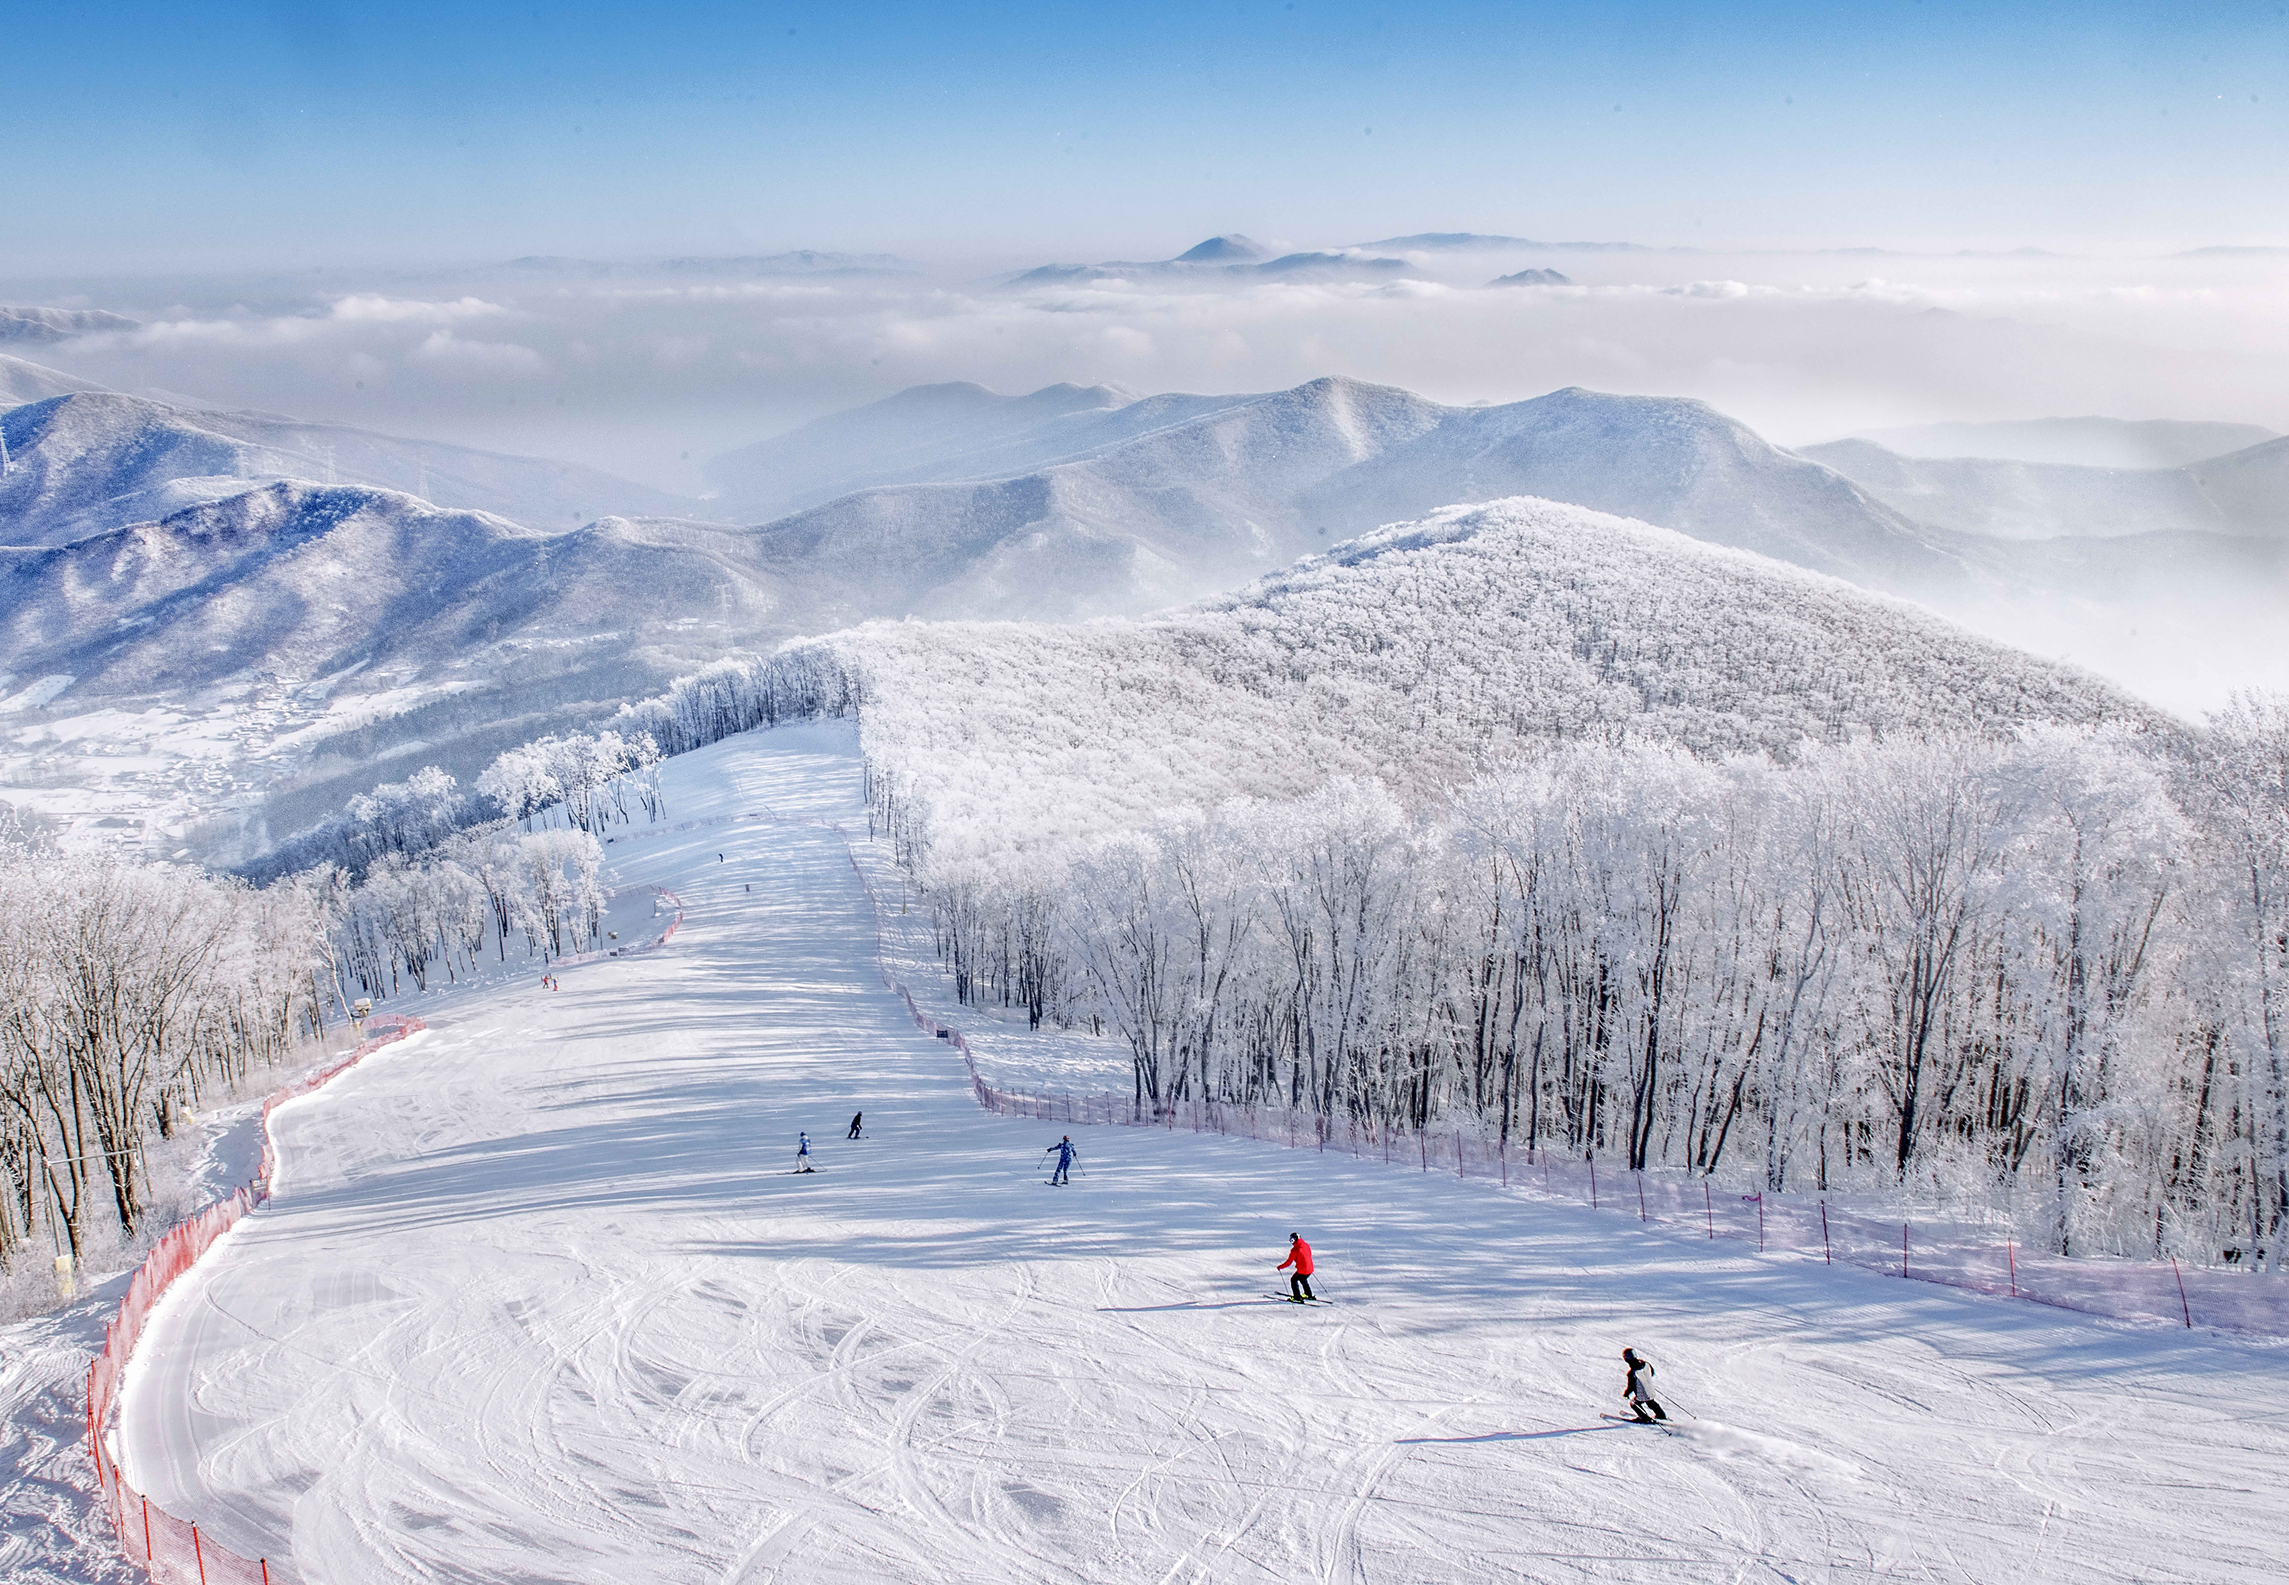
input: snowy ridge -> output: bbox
[708,376,1966,616]
[0,353,107,406]
[0,392,688,548]
[772,496,2150,862]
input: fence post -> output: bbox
[1902,1223,1909,1280]
[1589,1158,1598,1209]
[1637,1172,1646,1222]
[1820,1200,1831,1264]
[1704,1180,1713,1239]
[1456,1132,1464,1179]
[2172,1257,2192,1328]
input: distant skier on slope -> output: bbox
[1622,1348,1666,1424]
[847,1111,863,1139]
[795,1131,814,1173]
[1278,1232,1316,1301]
[1046,1136,1077,1185]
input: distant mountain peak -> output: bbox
[1174,235,1266,263]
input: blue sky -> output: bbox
[4,1,2284,268]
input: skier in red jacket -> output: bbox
[1278,1232,1316,1302]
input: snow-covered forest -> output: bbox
[0,843,333,1274]
[0,730,667,1289]
[300,729,670,998]
[604,501,2289,1265]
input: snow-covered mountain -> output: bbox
[746,495,2152,857]
[2183,435,2289,539]
[0,483,769,700]
[0,480,788,852]
[1004,235,1414,288]
[715,377,1967,618]
[0,352,107,404]
[1804,434,2289,541]
[1852,416,2276,470]
[0,305,139,344]
[0,392,694,547]
[705,380,1157,518]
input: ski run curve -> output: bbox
[113,723,2289,1584]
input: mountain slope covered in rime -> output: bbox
[0,392,691,548]
[0,481,788,698]
[740,496,2152,862]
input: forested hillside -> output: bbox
[743,498,2157,857]
[611,497,2289,1265]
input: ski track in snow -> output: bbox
[92,721,2289,1584]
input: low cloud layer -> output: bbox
[10,245,2289,498]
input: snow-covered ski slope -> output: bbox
[115,724,2289,1584]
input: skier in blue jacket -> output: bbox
[1046,1136,1077,1185]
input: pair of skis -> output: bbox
[1599,1413,1680,1436]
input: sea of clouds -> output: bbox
[10,243,2288,495]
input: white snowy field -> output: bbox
[103,723,2289,1584]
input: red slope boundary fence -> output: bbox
[85,1015,428,1584]
[842,846,2289,1341]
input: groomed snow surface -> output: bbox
[114,724,2289,1584]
